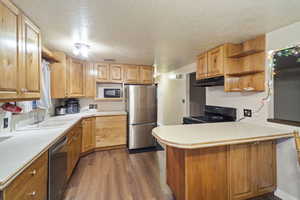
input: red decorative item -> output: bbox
[1,103,22,113]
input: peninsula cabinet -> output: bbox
[81,117,96,153]
[0,0,41,101]
[1,152,48,200]
[166,140,277,200]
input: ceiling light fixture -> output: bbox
[73,43,90,58]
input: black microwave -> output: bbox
[104,88,121,98]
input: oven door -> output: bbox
[104,88,121,98]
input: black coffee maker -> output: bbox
[66,99,80,114]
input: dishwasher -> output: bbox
[48,136,68,200]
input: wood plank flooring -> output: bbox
[64,149,280,200]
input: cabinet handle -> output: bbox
[27,191,36,196]
[29,169,37,176]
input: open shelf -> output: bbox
[226,70,264,77]
[228,49,264,58]
[94,98,124,101]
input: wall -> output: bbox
[158,21,300,199]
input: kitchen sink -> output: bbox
[16,121,68,131]
[0,136,12,143]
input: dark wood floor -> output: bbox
[64,149,280,200]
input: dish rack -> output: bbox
[294,131,300,165]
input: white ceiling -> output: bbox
[12,0,300,72]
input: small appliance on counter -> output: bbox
[55,106,67,116]
[183,105,236,124]
[66,98,80,114]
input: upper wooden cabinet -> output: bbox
[140,65,154,84]
[51,52,68,98]
[124,65,140,84]
[196,53,208,80]
[0,0,41,101]
[95,63,124,83]
[20,15,41,99]
[110,64,123,82]
[85,63,95,98]
[207,46,224,77]
[67,57,85,97]
[95,63,110,82]
[0,0,20,100]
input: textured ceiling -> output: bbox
[12,0,300,72]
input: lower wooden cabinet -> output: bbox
[95,115,127,148]
[67,125,82,179]
[2,152,48,200]
[167,140,277,200]
[81,117,96,153]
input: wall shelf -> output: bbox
[94,98,124,101]
[226,70,264,77]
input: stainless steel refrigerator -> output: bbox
[125,85,157,150]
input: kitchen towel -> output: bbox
[38,60,52,109]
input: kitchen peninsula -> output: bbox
[152,122,294,200]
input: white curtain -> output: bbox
[38,60,52,109]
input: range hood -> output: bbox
[195,76,224,87]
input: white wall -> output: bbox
[158,22,300,199]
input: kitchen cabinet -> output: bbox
[95,115,127,149]
[95,63,110,82]
[67,57,85,97]
[96,63,124,83]
[0,0,20,100]
[51,52,68,98]
[81,117,96,153]
[19,15,41,99]
[207,46,224,77]
[196,53,208,80]
[0,0,41,101]
[140,65,154,84]
[1,152,48,200]
[124,65,140,84]
[229,141,276,200]
[67,125,82,179]
[166,140,277,200]
[85,63,95,98]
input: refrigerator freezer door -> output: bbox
[128,123,156,149]
[127,85,157,124]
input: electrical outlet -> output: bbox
[244,109,252,117]
[3,118,9,129]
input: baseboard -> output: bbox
[275,189,299,200]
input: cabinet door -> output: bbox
[68,58,84,97]
[124,65,140,84]
[0,1,20,100]
[73,126,82,165]
[256,141,276,195]
[81,118,95,153]
[207,46,224,77]
[140,66,153,84]
[95,63,109,82]
[229,143,256,200]
[110,64,123,82]
[95,115,126,148]
[196,53,208,80]
[21,16,41,99]
[51,52,67,98]
[85,63,95,97]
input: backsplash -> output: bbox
[79,98,125,112]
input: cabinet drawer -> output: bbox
[3,152,48,200]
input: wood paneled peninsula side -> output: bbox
[152,122,293,200]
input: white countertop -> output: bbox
[0,111,127,190]
[152,122,294,149]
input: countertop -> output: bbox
[152,122,294,149]
[0,111,127,190]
